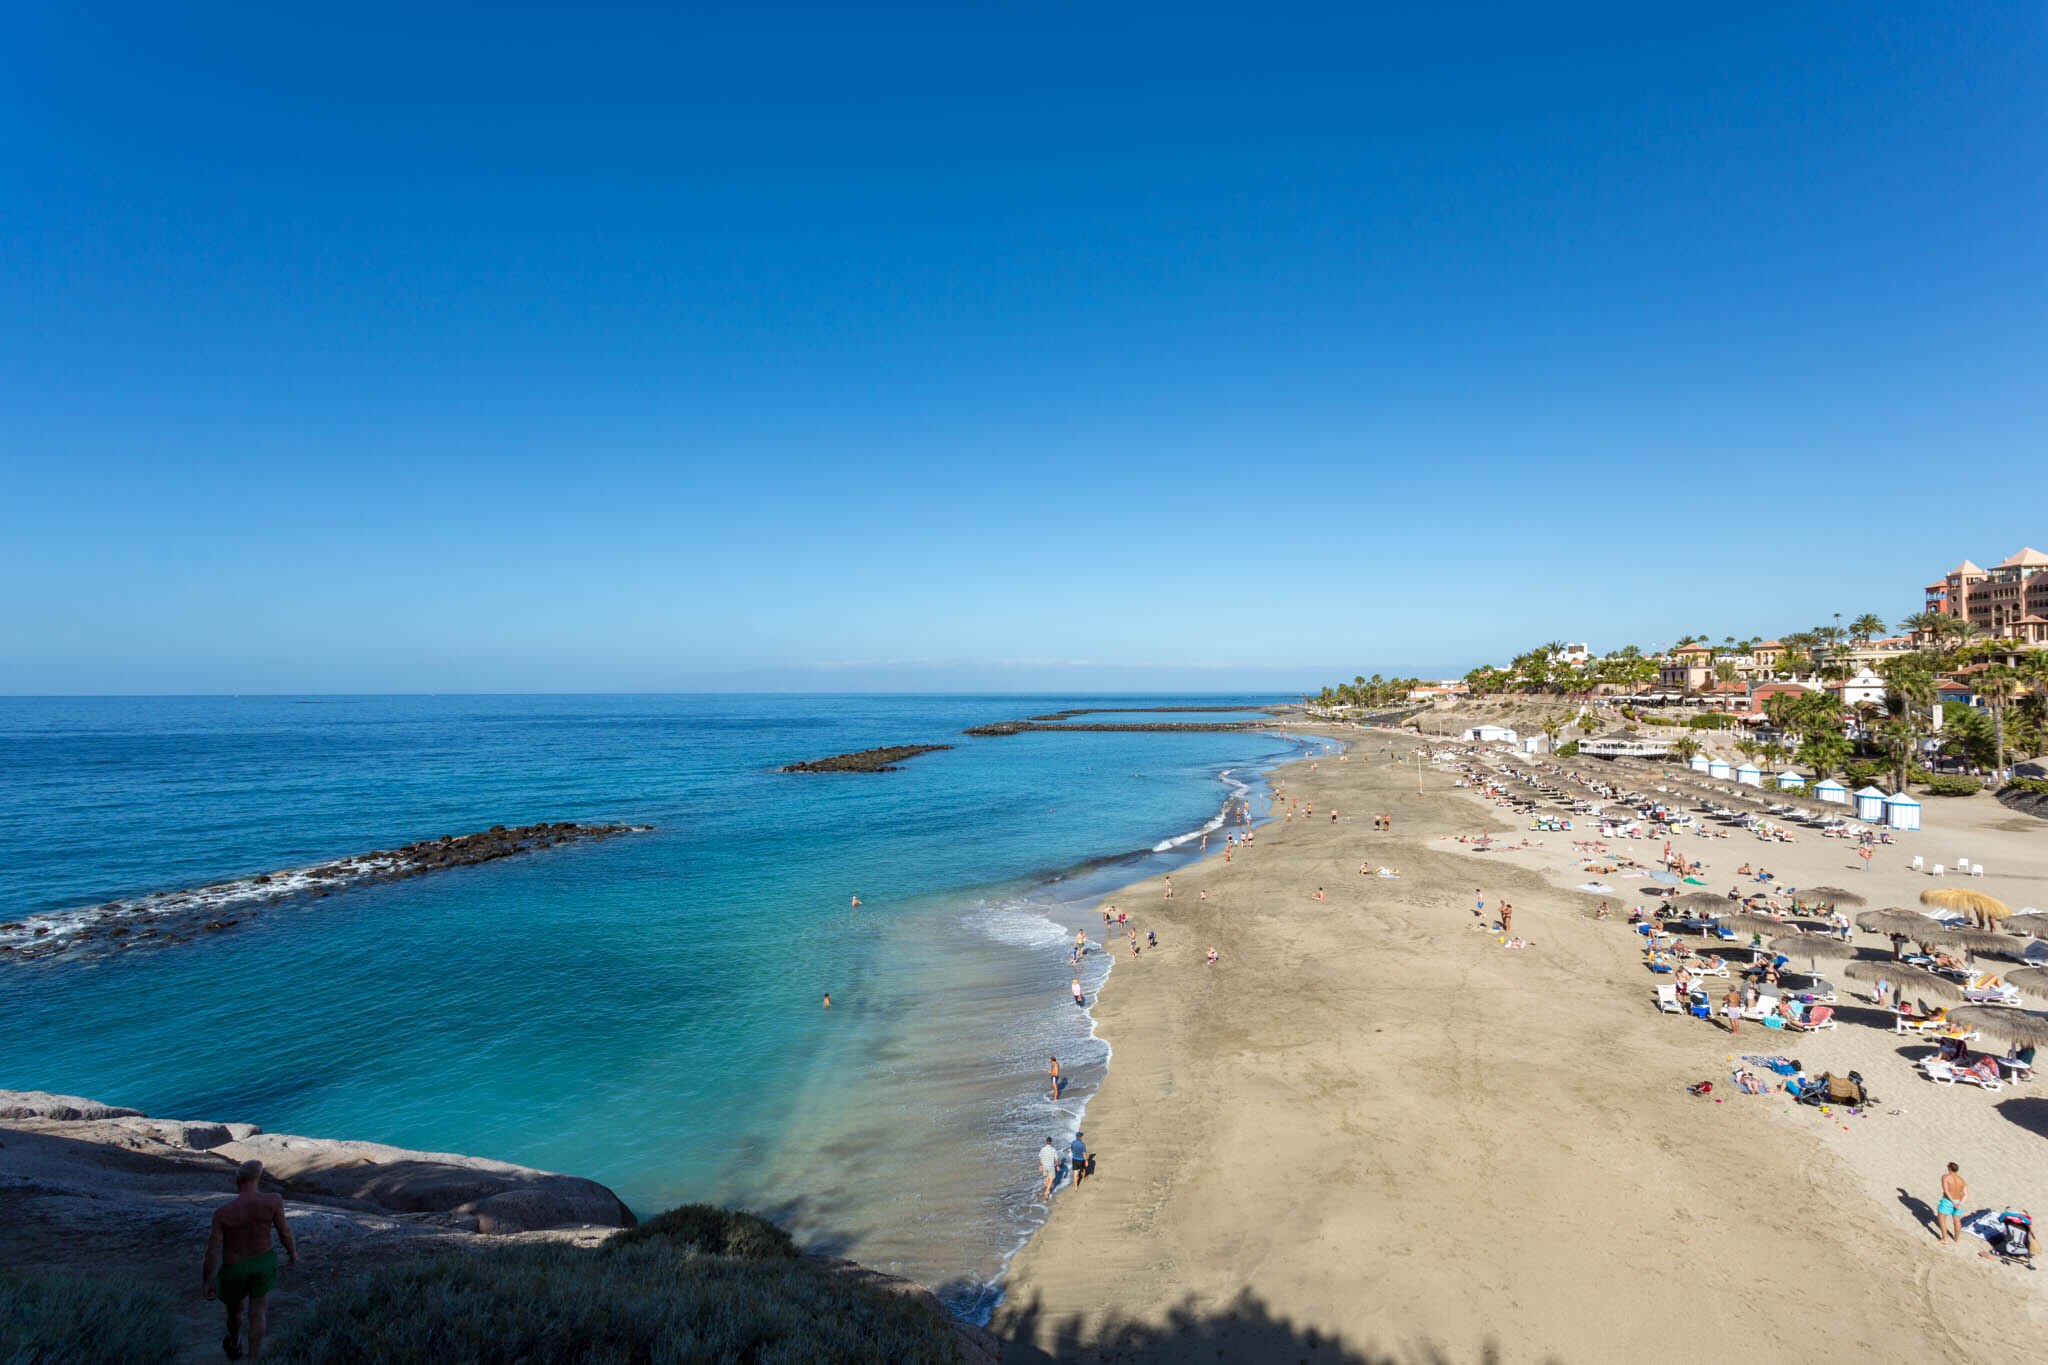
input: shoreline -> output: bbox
[993,726,2047,1362]
[962,733,1316,1321]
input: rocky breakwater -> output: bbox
[0,820,650,963]
[964,719,1265,736]
[781,744,953,773]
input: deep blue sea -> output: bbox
[0,694,1318,1315]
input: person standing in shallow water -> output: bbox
[203,1159,298,1363]
[1048,1056,1061,1100]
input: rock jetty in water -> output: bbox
[0,821,650,963]
[781,744,952,773]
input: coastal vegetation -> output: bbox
[2,1273,175,1365]
[275,1208,967,1364]
[1317,623,2048,793]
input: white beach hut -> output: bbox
[1463,724,1518,744]
[1735,762,1762,787]
[1688,754,1712,774]
[1814,778,1848,805]
[1775,770,1807,790]
[1853,786,1889,822]
[1885,792,1923,831]
[1708,758,1733,780]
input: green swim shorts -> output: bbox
[217,1249,278,1306]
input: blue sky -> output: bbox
[3,4,2044,693]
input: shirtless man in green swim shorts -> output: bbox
[202,1160,298,1361]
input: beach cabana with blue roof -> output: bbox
[1854,786,1889,822]
[1814,778,1848,804]
[1885,791,1922,831]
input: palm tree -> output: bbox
[1540,715,1565,750]
[1671,734,1703,763]
[1979,665,2020,781]
[1850,613,1887,643]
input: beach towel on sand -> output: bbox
[1742,1055,1800,1075]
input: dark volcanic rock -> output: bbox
[3,822,652,966]
[781,745,952,773]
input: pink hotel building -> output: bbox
[1925,547,2048,646]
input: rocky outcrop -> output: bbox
[0,821,651,963]
[0,1091,635,1238]
[780,745,952,773]
[1996,785,2048,821]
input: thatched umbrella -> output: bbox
[1858,907,1949,960]
[1918,925,2033,961]
[1802,885,1868,908]
[1844,958,1962,1006]
[1721,911,1798,941]
[1769,933,1857,982]
[1674,892,1732,916]
[1946,1007,2048,1052]
[1921,887,2012,928]
[2004,912,2048,940]
[2007,966,2048,1007]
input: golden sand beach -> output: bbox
[996,728,2048,1363]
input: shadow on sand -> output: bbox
[1993,1095,2048,1140]
[994,1288,1527,1365]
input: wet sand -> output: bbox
[995,730,2048,1363]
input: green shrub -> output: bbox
[1687,712,1738,730]
[1920,774,1984,797]
[275,1239,961,1365]
[605,1203,797,1260]
[1843,760,1886,788]
[1556,740,1580,757]
[0,1273,176,1365]
[2003,775,2048,797]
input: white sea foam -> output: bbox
[1149,766,1255,851]
[0,852,407,954]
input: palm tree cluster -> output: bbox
[1324,615,2048,789]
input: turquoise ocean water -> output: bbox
[0,695,1318,1315]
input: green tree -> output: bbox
[1878,657,1937,791]
[1671,734,1703,762]
[1978,665,2020,780]
[1939,702,1996,771]
[1849,613,1888,643]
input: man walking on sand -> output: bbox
[203,1159,298,1362]
[1039,1137,1060,1198]
[1937,1162,1967,1242]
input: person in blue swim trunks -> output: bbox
[1937,1162,1967,1244]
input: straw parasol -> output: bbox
[1857,907,1950,959]
[1945,1007,2048,1051]
[1918,926,2033,960]
[1721,912,1797,939]
[1920,887,2011,928]
[2004,912,2048,940]
[1802,885,1867,908]
[1769,933,1857,980]
[1843,959,1962,1003]
[2007,967,2048,1007]
[1673,892,1731,915]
